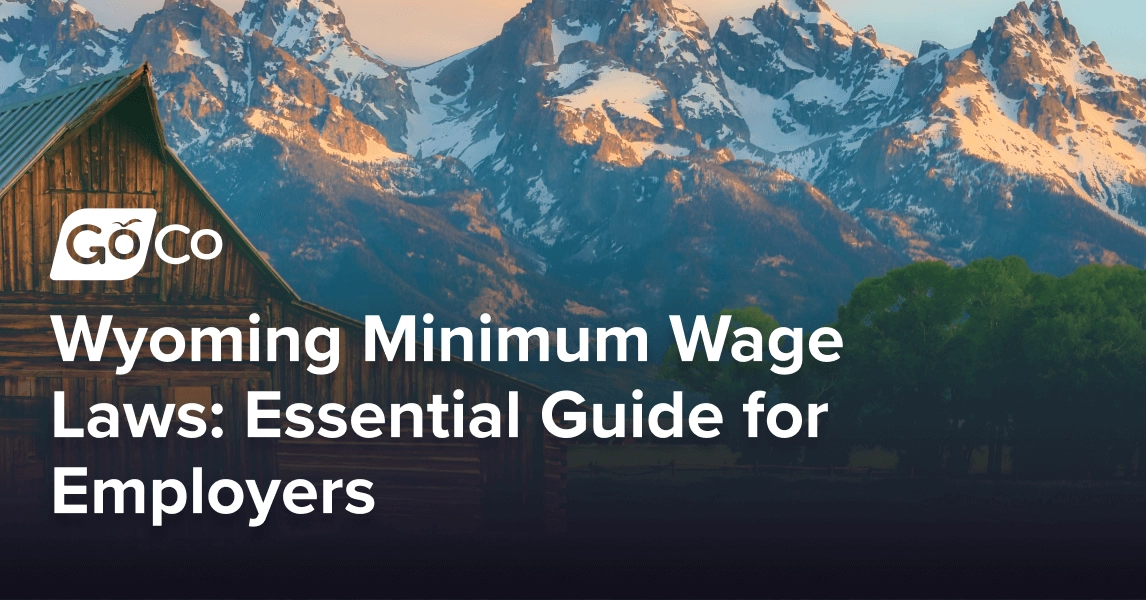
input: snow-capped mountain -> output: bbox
[397,0,896,326]
[402,0,1146,274]
[717,0,1146,268]
[405,0,745,169]
[128,0,408,164]
[714,0,911,156]
[405,0,745,244]
[235,0,414,148]
[0,0,1144,335]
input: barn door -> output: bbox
[0,396,50,520]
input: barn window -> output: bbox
[171,387,214,420]
[3,379,36,397]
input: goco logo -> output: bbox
[50,208,223,281]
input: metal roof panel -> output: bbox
[0,66,141,197]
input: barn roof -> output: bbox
[0,64,300,301]
[0,66,148,197]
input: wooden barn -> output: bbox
[0,65,565,535]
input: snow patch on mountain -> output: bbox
[0,2,32,21]
[319,134,405,163]
[724,78,823,152]
[551,19,601,59]
[175,35,209,58]
[554,67,666,127]
[0,54,23,92]
[789,75,850,105]
[405,49,502,168]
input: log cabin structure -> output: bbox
[0,65,565,535]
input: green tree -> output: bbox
[1014,265,1146,476]
[664,258,1146,479]
[831,260,966,473]
[944,257,1035,475]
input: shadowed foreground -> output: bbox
[3,474,1145,598]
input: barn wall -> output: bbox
[0,89,272,301]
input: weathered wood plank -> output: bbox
[15,173,32,292]
[0,189,11,292]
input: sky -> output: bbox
[83,0,1146,76]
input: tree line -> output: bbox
[662,258,1146,477]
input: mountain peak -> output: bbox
[713,0,911,153]
[408,0,746,161]
[918,39,945,56]
[1029,0,1064,19]
[236,0,349,54]
[162,0,215,9]
[771,0,854,39]
[132,0,246,69]
[988,0,1082,54]
[974,0,1110,105]
[153,0,238,23]
[234,0,413,148]
[594,0,741,137]
[0,0,127,97]
[24,0,102,34]
[743,0,912,63]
